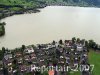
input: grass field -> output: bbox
[70,50,100,75]
[88,50,100,75]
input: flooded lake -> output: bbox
[0,6,100,49]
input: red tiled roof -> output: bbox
[48,70,54,75]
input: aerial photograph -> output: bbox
[0,0,100,75]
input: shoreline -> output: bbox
[0,4,100,20]
[0,38,100,50]
[0,5,100,22]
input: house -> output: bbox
[65,40,72,48]
[60,56,64,59]
[48,70,54,75]
[47,44,56,49]
[58,48,64,53]
[17,57,23,64]
[3,58,13,68]
[76,44,83,51]
[4,54,13,60]
[30,53,36,59]
[24,55,30,61]
[24,47,34,54]
[15,52,22,58]
[5,50,11,54]
[19,65,27,72]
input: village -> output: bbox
[0,38,93,75]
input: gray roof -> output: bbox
[4,54,12,60]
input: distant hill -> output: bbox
[39,0,100,7]
[0,0,100,7]
[0,0,41,8]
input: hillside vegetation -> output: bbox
[37,0,100,7]
[0,0,100,7]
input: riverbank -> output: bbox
[0,5,46,20]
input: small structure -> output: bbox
[4,54,12,60]
[77,44,83,51]
[48,70,55,75]
[24,47,34,54]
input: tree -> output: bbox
[59,39,63,45]
[81,39,85,45]
[88,40,96,49]
[42,71,48,75]
[13,59,17,65]
[35,71,41,75]
[94,44,98,50]
[0,22,6,26]
[3,67,8,75]
[85,41,89,48]
[22,45,26,50]
[56,49,61,58]
[76,38,80,43]
[88,40,93,48]
[2,47,6,54]
[64,40,67,43]
[52,40,56,45]
[38,44,41,49]
[0,24,5,36]
[0,50,4,60]
[72,37,76,43]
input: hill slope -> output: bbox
[0,0,100,7]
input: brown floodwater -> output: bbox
[0,6,100,49]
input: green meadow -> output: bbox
[70,50,100,75]
[88,50,100,75]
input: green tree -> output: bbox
[72,37,76,43]
[81,39,85,45]
[22,45,26,50]
[52,40,56,45]
[76,38,80,43]
[88,40,96,49]
[59,39,63,45]
[2,47,6,54]
[0,50,4,60]
[85,40,89,48]
[42,71,48,75]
